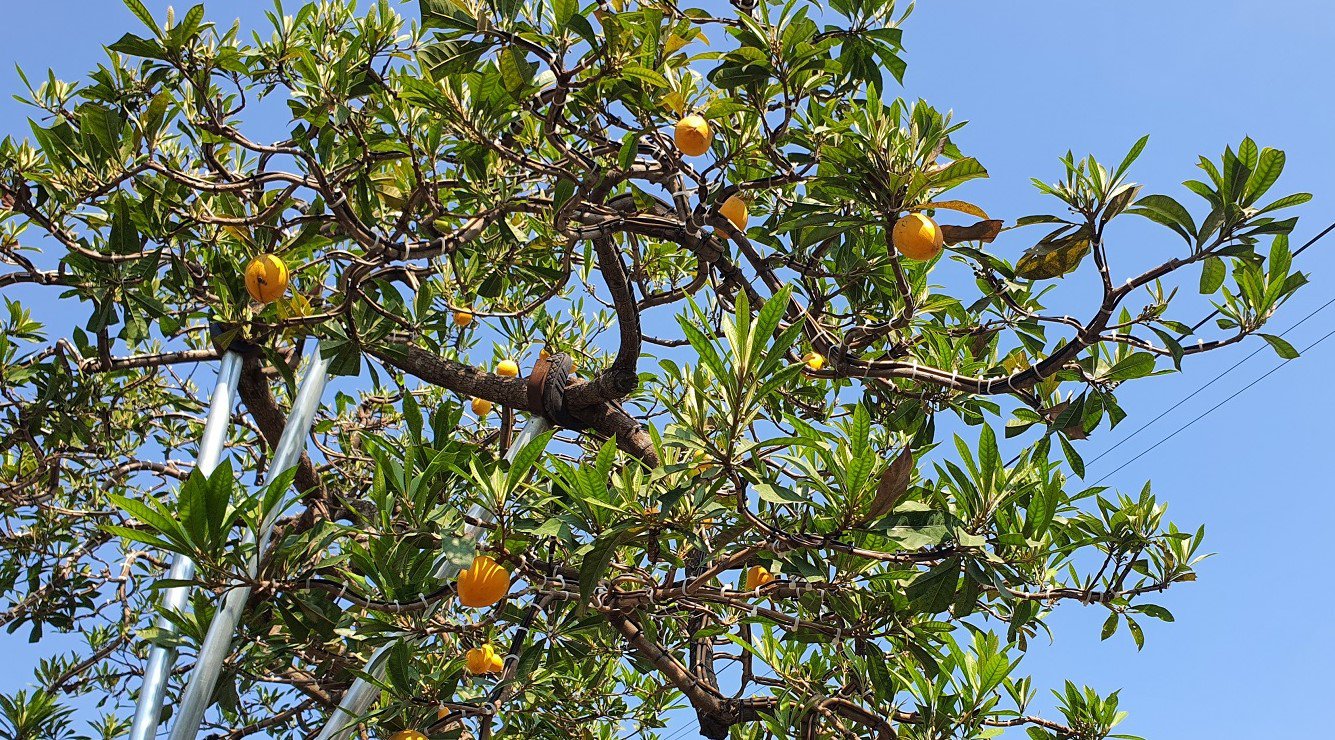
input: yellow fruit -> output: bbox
[457,554,510,608]
[388,732,428,740]
[466,644,505,675]
[437,707,449,720]
[690,450,712,476]
[744,565,774,591]
[454,310,474,327]
[244,255,289,304]
[471,397,493,416]
[892,213,944,261]
[803,352,825,372]
[674,114,712,157]
[496,360,520,378]
[719,195,748,233]
[539,347,552,360]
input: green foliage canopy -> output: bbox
[0,0,1312,737]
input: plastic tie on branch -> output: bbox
[526,353,590,430]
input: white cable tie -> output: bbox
[791,616,801,631]
[748,604,759,618]
[833,627,842,642]
[553,574,566,591]
[419,594,430,610]
[336,582,349,600]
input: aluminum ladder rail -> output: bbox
[314,415,555,740]
[128,351,244,740]
[167,346,333,739]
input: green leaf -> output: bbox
[122,0,159,35]
[552,0,577,27]
[906,559,959,614]
[499,46,532,93]
[1256,192,1312,215]
[1103,353,1156,382]
[506,430,554,491]
[579,529,631,606]
[1128,194,1196,240]
[1114,134,1150,179]
[1245,148,1285,205]
[621,65,669,88]
[1126,616,1144,650]
[1199,256,1225,294]
[1258,333,1299,359]
[1058,434,1084,478]
[929,157,988,191]
[1101,611,1119,640]
[753,483,806,505]
[109,33,166,60]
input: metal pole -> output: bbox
[168,346,333,739]
[129,351,244,740]
[314,416,554,740]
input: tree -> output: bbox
[0,0,1312,737]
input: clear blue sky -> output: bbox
[2,1,1333,738]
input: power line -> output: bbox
[1006,219,1335,470]
[1091,322,1335,486]
[1084,294,1335,469]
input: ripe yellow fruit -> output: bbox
[388,732,428,740]
[496,360,519,378]
[690,450,712,476]
[453,310,474,327]
[720,195,748,233]
[437,707,449,720]
[744,565,775,591]
[244,255,289,304]
[539,347,552,360]
[457,554,510,608]
[803,352,825,372]
[674,114,712,157]
[892,213,944,261]
[466,644,506,675]
[471,397,493,416]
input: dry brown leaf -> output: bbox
[864,447,913,522]
[941,219,1004,245]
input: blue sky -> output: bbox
[2,1,1334,738]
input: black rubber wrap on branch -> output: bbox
[527,353,590,430]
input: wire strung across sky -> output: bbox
[1090,322,1335,486]
[1084,293,1335,470]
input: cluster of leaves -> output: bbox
[0,0,1315,738]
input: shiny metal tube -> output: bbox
[167,346,332,739]
[129,351,244,740]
